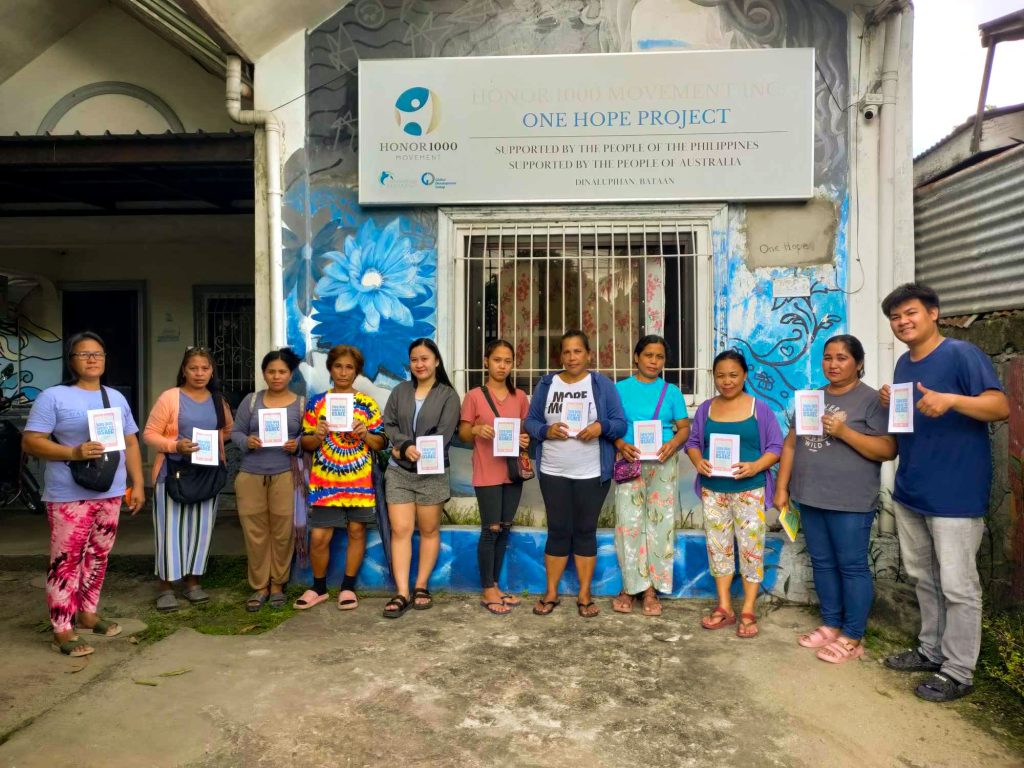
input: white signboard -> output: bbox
[359,49,814,205]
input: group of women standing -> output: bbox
[26,326,893,666]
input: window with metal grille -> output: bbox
[446,216,713,398]
[193,285,255,410]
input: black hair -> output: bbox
[175,347,226,430]
[713,348,749,374]
[823,334,867,378]
[560,329,590,353]
[484,339,517,392]
[408,337,453,388]
[63,331,106,385]
[881,282,940,316]
[261,347,301,373]
[633,334,669,362]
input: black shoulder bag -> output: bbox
[478,387,534,483]
[65,386,119,493]
[165,393,228,505]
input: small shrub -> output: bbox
[980,609,1024,700]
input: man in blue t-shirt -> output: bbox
[878,283,1008,702]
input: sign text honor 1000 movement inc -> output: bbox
[358,49,815,205]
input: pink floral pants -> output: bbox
[46,498,121,633]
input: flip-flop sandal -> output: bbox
[52,637,93,657]
[481,600,512,615]
[382,594,410,619]
[532,599,561,616]
[412,587,433,610]
[292,589,330,610]
[701,606,737,630]
[576,601,600,618]
[737,612,759,639]
[337,590,358,611]
[799,625,840,648]
[78,619,122,636]
[612,592,635,614]
[500,593,521,607]
[816,638,865,664]
[155,590,180,612]
[183,586,209,604]
[245,592,268,613]
[641,595,663,617]
[268,592,287,609]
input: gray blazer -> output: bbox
[382,379,461,471]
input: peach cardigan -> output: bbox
[143,387,233,485]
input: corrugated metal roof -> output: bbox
[915,143,1024,316]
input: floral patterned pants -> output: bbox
[46,498,121,634]
[614,456,678,594]
[701,487,766,583]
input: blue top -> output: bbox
[525,370,627,482]
[702,413,764,493]
[25,384,139,503]
[160,391,218,481]
[893,338,1002,518]
[615,376,688,443]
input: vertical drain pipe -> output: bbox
[225,55,286,348]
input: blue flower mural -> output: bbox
[315,219,433,333]
[311,216,437,382]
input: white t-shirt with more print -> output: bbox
[540,373,601,479]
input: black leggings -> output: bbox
[538,473,610,558]
[475,483,523,589]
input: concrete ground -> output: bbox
[1,563,1020,768]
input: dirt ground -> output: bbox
[0,565,1020,768]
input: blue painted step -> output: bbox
[292,526,783,598]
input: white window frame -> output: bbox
[437,204,724,406]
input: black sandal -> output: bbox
[382,594,410,619]
[412,587,433,610]
[532,599,561,616]
[577,601,600,618]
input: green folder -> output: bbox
[779,503,800,542]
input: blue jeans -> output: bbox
[799,503,875,640]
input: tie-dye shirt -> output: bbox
[303,390,385,508]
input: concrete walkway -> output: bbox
[1,592,1017,767]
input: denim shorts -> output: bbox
[384,464,451,506]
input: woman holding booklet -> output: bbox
[144,346,233,612]
[22,331,145,657]
[684,349,782,638]
[458,340,531,615]
[611,335,690,617]
[295,345,386,611]
[775,334,895,663]
[231,348,304,612]
[525,330,626,618]
[381,338,461,618]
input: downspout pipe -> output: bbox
[875,6,904,536]
[225,55,286,349]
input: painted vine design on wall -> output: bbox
[728,279,843,412]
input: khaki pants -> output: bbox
[235,470,296,590]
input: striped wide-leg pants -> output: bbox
[153,481,219,581]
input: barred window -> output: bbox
[447,217,712,397]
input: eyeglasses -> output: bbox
[185,345,209,353]
[71,352,106,360]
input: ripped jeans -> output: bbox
[475,483,523,589]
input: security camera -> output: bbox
[862,93,883,121]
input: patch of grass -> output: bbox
[109,558,302,645]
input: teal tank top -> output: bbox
[702,407,764,493]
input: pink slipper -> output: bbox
[816,638,865,664]
[798,625,840,648]
[337,589,358,611]
[292,589,329,610]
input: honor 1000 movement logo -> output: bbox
[394,87,440,136]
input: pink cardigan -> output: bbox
[143,387,233,484]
